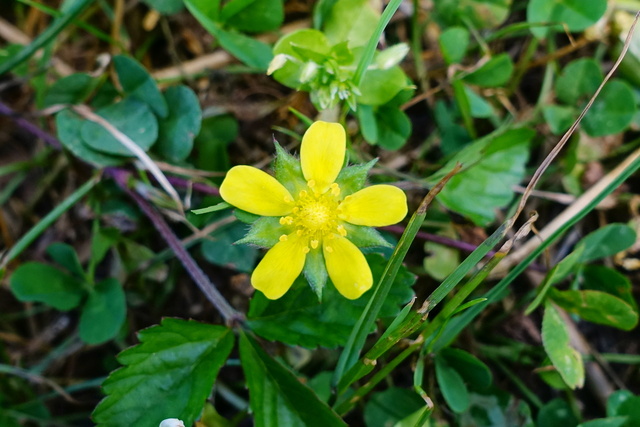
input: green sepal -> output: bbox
[234,209,260,224]
[303,249,328,300]
[274,141,307,195]
[335,159,377,196]
[343,223,392,248]
[236,216,290,248]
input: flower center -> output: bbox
[279,182,347,250]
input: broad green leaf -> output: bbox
[185,0,272,69]
[271,29,332,88]
[375,105,412,150]
[439,348,492,390]
[434,0,511,29]
[43,73,96,107]
[358,66,409,106]
[581,265,636,309]
[556,58,603,105]
[537,399,579,427]
[141,0,184,14]
[462,53,514,87]
[239,332,346,427]
[80,98,158,156]
[616,396,640,424]
[549,289,638,331]
[435,355,469,413]
[582,80,636,137]
[156,85,202,162]
[46,242,84,278]
[201,220,259,273]
[357,104,378,144]
[465,85,493,118]
[323,0,379,47]
[578,418,628,427]
[56,110,124,167]
[79,278,126,344]
[113,55,168,118]
[92,319,234,427]
[247,254,415,348]
[542,303,584,389]
[221,0,283,33]
[436,128,533,225]
[424,240,459,281]
[543,104,576,135]
[363,388,425,427]
[439,27,469,65]
[10,262,85,311]
[607,390,635,417]
[575,224,636,263]
[194,114,238,172]
[527,0,607,39]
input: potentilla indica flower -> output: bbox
[219,121,407,300]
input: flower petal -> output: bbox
[323,236,372,299]
[300,121,346,193]
[220,165,294,216]
[252,234,307,299]
[338,185,407,226]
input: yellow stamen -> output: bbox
[337,225,347,237]
[302,247,310,254]
[325,245,334,253]
[330,183,340,196]
[279,234,288,242]
[311,240,319,249]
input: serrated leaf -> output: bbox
[247,253,415,348]
[10,262,85,311]
[80,98,158,156]
[113,55,168,118]
[549,288,638,331]
[156,85,202,162]
[436,128,534,225]
[79,278,126,344]
[435,355,469,413]
[542,303,584,389]
[56,110,124,167]
[92,319,234,427]
[239,332,347,427]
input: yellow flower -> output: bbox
[219,121,407,300]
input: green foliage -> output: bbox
[542,302,584,389]
[10,262,85,311]
[113,55,168,118]
[527,0,607,39]
[155,85,203,162]
[363,388,426,427]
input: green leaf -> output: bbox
[527,0,607,39]
[185,0,272,69]
[220,0,283,33]
[439,27,469,65]
[543,104,577,135]
[435,355,469,413]
[462,53,514,87]
[236,216,286,247]
[56,110,124,167]
[363,388,425,427]
[271,29,332,88]
[79,278,126,344]
[556,58,603,105]
[92,319,234,427]
[439,347,492,390]
[581,265,636,309]
[247,254,415,348]
[537,399,579,427]
[80,98,159,156]
[578,418,629,427]
[357,66,409,106]
[10,262,85,311]
[239,332,347,427]
[375,105,412,150]
[113,55,168,118]
[607,390,635,417]
[334,159,376,196]
[323,0,379,47]
[549,289,639,331]
[356,104,378,144]
[436,128,534,225]
[43,73,96,107]
[191,202,230,215]
[542,303,584,389]
[142,0,184,14]
[194,114,238,172]
[576,223,636,263]
[616,396,640,424]
[201,220,259,273]
[434,0,511,29]
[155,85,202,162]
[274,141,307,196]
[582,80,636,137]
[465,85,493,118]
[46,242,84,278]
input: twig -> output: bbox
[109,169,241,324]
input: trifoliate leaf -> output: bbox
[92,318,234,427]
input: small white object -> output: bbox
[159,418,185,427]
